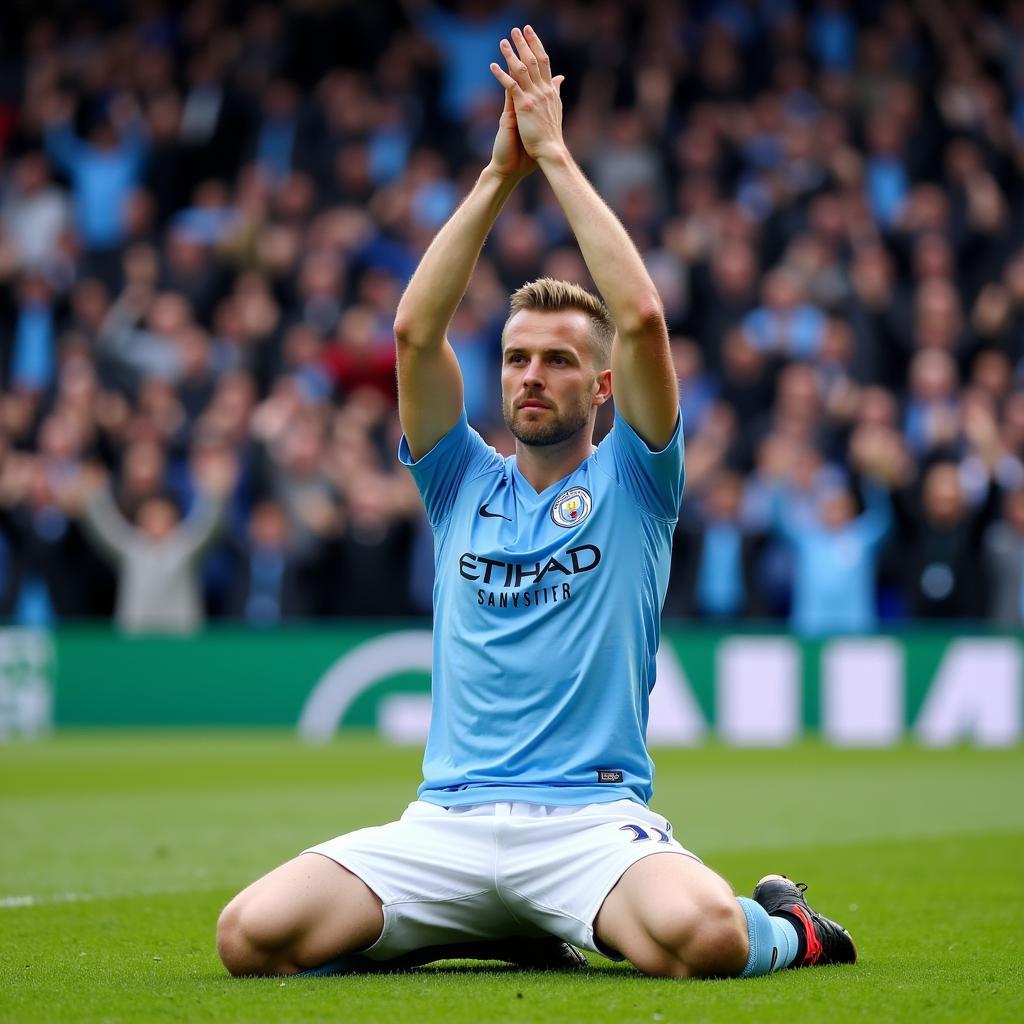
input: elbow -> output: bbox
[392,312,423,350]
[393,312,441,352]
[619,294,667,340]
[392,311,412,346]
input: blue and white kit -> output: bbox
[405,405,685,807]
[305,405,692,957]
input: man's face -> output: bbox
[500,309,606,447]
[136,499,179,542]
[923,464,962,525]
[819,489,856,531]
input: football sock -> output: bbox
[736,896,799,976]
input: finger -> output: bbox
[499,37,531,88]
[553,74,565,93]
[490,61,520,93]
[524,25,552,83]
[510,26,543,86]
[501,85,521,123]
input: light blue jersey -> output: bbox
[399,406,685,808]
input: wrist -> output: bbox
[480,163,527,201]
[482,162,526,186]
[534,143,573,170]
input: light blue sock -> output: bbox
[736,896,799,977]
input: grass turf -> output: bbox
[0,734,1022,1023]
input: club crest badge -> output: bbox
[550,486,593,528]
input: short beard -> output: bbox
[502,397,591,447]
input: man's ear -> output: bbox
[593,368,612,406]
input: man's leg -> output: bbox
[593,853,750,978]
[217,853,384,976]
[218,824,587,977]
[594,855,856,979]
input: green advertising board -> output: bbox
[0,625,1020,746]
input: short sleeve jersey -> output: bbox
[399,406,685,808]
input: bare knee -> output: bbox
[216,899,253,977]
[685,893,749,978]
[217,894,292,977]
[596,856,749,979]
[216,856,385,977]
[645,892,748,979]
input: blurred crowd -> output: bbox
[3,0,1024,634]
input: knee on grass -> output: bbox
[216,897,295,977]
[642,892,749,979]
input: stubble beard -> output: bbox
[502,395,592,447]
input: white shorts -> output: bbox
[303,799,700,960]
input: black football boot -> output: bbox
[752,874,857,967]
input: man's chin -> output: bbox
[514,430,558,447]
[508,416,586,448]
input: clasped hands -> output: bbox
[488,25,566,180]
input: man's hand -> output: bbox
[488,88,536,182]
[57,462,109,515]
[489,26,566,164]
[848,425,911,489]
[490,25,677,450]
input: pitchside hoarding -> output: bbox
[0,626,1020,746]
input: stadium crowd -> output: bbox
[3,0,1024,633]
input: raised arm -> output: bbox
[179,450,235,559]
[490,26,678,450]
[856,480,893,549]
[393,90,534,460]
[43,115,84,177]
[79,484,134,565]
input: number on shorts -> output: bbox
[619,824,670,843]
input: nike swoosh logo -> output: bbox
[479,504,512,521]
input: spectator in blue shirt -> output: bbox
[742,268,826,359]
[904,348,961,458]
[809,0,857,72]
[42,94,148,252]
[773,475,892,636]
[10,275,57,395]
[668,470,767,621]
[253,80,301,184]
[417,2,522,122]
[864,112,909,229]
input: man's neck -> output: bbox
[514,433,597,493]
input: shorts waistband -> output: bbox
[437,799,645,819]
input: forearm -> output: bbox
[43,122,79,172]
[393,167,519,350]
[859,481,893,546]
[182,491,228,558]
[537,148,663,334]
[82,489,132,562]
[98,288,146,347]
[769,483,803,545]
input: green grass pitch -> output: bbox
[1,734,1022,1023]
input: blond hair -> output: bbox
[506,277,615,370]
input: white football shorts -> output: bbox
[303,798,700,960]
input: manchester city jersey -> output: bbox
[399,405,685,808]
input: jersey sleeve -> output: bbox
[398,411,502,527]
[593,406,685,520]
